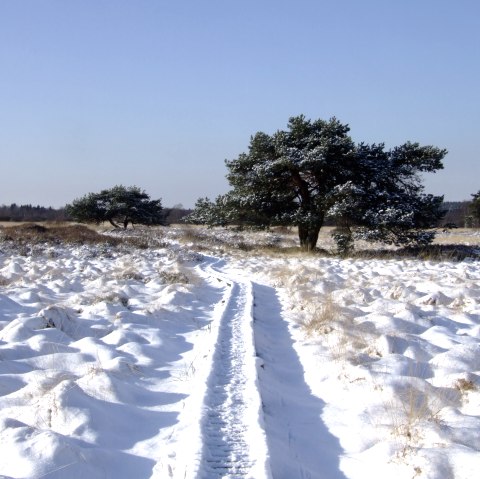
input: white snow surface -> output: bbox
[0,232,479,478]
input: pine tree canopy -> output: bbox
[188,115,447,252]
[469,191,480,227]
[66,185,163,229]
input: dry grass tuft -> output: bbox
[114,269,145,282]
[91,292,129,307]
[377,372,460,456]
[158,269,190,284]
[454,378,477,393]
[300,295,338,335]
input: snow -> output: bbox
[0,228,479,478]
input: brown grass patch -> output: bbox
[0,223,121,246]
[0,222,158,250]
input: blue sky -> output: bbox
[1,0,479,208]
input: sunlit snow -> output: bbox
[0,227,478,478]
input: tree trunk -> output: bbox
[298,223,322,251]
[108,218,120,228]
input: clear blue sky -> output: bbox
[1,0,479,208]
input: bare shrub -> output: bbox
[115,269,145,282]
[375,372,460,457]
[91,292,129,307]
[158,269,190,284]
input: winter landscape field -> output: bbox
[0,224,479,479]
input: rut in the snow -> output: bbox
[199,279,268,478]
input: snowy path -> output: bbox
[195,258,347,479]
[195,258,271,479]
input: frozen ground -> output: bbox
[0,226,479,478]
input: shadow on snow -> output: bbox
[253,283,348,479]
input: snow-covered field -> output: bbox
[0,226,479,478]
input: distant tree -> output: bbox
[187,197,233,227]
[0,204,66,222]
[469,191,480,227]
[66,185,163,229]
[163,204,193,225]
[188,115,446,252]
[440,201,471,228]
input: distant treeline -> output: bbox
[0,204,192,225]
[0,204,68,222]
[0,202,474,228]
[440,201,474,228]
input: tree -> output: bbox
[469,191,480,227]
[188,197,227,227]
[189,115,446,252]
[327,142,445,253]
[66,185,163,229]
[163,204,193,225]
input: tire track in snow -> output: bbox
[197,259,271,479]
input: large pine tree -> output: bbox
[189,116,446,252]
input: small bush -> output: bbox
[158,269,190,284]
[92,292,129,307]
[115,270,145,282]
[236,242,254,252]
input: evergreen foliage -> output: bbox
[327,142,446,250]
[188,115,447,252]
[0,204,66,222]
[66,185,163,229]
[469,191,480,227]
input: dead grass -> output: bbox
[300,295,338,335]
[170,225,300,255]
[0,223,155,250]
[433,228,480,245]
[454,377,477,393]
[169,225,480,261]
[158,269,190,285]
[0,223,119,245]
[389,383,458,456]
[114,269,145,282]
[91,292,129,307]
